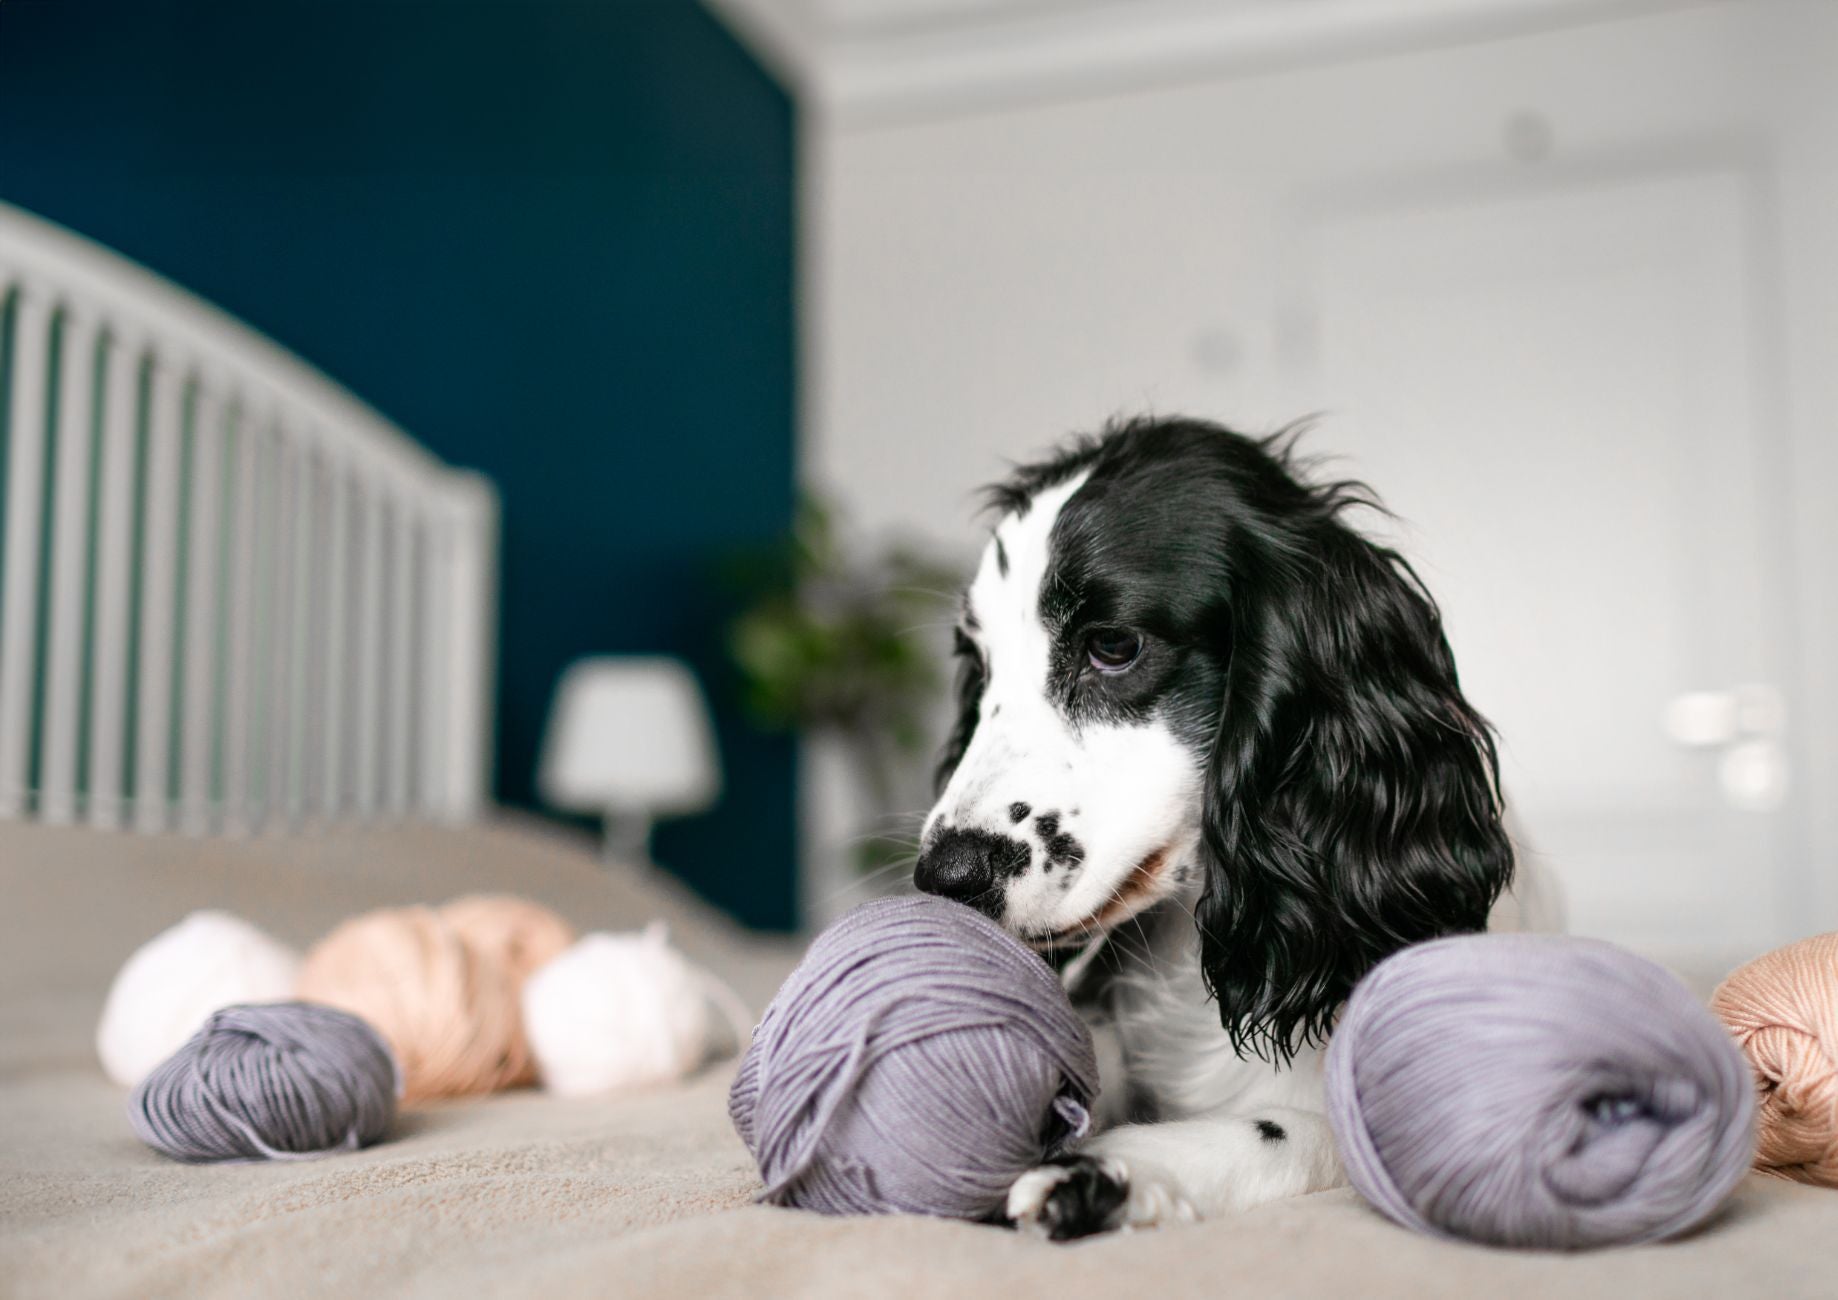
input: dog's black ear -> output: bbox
[1196,501,1514,1061]
[934,629,987,796]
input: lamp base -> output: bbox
[600,810,655,869]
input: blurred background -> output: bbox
[2,0,1834,964]
[0,0,801,927]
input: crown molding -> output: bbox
[702,0,1730,126]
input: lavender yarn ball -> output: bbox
[729,896,1098,1219]
[130,1003,401,1163]
[1326,934,1756,1250]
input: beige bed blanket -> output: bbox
[2,817,1834,1299]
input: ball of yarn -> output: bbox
[728,895,1098,1220]
[296,906,527,1102]
[1711,931,1838,1187]
[521,923,721,1097]
[438,894,577,984]
[97,911,301,1088]
[1326,934,1756,1249]
[130,1002,398,1162]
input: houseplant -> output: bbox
[726,497,961,878]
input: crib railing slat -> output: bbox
[318,458,349,820]
[255,430,297,830]
[178,386,224,832]
[443,476,497,820]
[220,404,260,832]
[0,285,52,817]
[87,331,139,828]
[353,483,385,818]
[38,307,100,824]
[282,439,316,826]
[385,497,416,817]
[418,510,453,816]
[132,358,183,832]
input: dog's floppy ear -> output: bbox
[1196,499,1514,1061]
[934,629,987,796]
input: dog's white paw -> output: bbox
[1006,1155,1195,1241]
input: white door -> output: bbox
[1285,169,1799,960]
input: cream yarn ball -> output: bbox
[522,924,736,1097]
[97,911,302,1088]
[295,905,530,1102]
[438,894,577,985]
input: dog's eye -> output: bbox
[1086,628,1142,673]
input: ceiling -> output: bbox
[699,0,1719,124]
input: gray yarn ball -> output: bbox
[130,1002,401,1163]
[1325,934,1757,1250]
[729,896,1098,1219]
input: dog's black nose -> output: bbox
[914,828,1030,916]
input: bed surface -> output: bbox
[3,817,1833,1299]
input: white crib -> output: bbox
[0,202,496,833]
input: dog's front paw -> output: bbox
[1007,1155,1130,1240]
[1006,1155,1196,1241]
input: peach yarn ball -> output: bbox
[1711,930,1838,1188]
[297,906,529,1102]
[438,895,577,984]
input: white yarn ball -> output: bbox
[521,923,723,1098]
[96,911,302,1088]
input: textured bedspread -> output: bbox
[3,817,1834,1299]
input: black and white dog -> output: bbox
[913,416,1515,1240]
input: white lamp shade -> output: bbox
[538,657,722,818]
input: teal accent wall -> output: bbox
[0,0,799,929]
